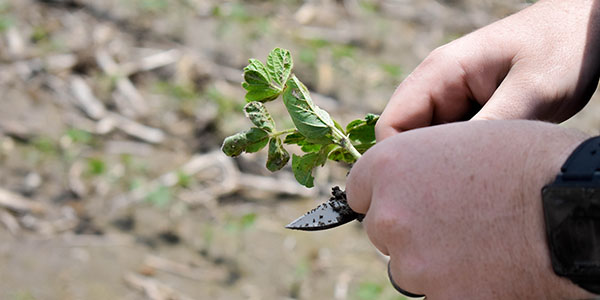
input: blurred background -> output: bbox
[0,0,598,299]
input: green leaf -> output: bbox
[300,143,322,153]
[244,101,275,132]
[347,113,379,144]
[266,137,290,171]
[328,146,356,163]
[242,83,281,102]
[354,142,375,154]
[242,59,280,102]
[240,213,257,229]
[283,132,323,153]
[283,132,305,144]
[266,48,293,88]
[87,157,106,175]
[244,127,270,153]
[291,153,319,188]
[282,75,335,142]
[176,170,192,188]
[291,146,331,188]
[221,127,269,156]
[222,131,247,157]
[66,128,93,144]
[244,59,271,85]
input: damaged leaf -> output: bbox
[266,137,290,172]
[222,127,269,156]
[282,75,334,141]
[244,101,275,132]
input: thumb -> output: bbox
[471,70,546,121]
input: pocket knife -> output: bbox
[285,186,365,231]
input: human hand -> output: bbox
[346,120,596,299]
[377,0,600,141]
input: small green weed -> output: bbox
[145,185,171,207]
[87,157,106,175]
[65,128,93,144]
[31,136,57,154]
[176,170,192,188]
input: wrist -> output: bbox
[538,133,600,299]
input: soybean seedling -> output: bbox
[221,48,377,189]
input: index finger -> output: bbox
[376,49,473,141]
[345,147,375,214]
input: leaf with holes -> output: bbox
[244,101,275,132]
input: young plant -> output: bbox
[221,48,377,188]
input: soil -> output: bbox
[0,0,599,300]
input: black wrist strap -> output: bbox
[558,136,600,182]
[548,136,600,295]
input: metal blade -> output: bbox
[285,187,365,231]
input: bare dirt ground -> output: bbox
[0,0,598,299]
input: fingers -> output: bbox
[346,155,393,255]
[376,48,472,142]
[376,34,514,142]
[346,136,413,257]
[345,150,374,215]
[471,62,548,121]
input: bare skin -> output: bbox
[376,0,600,141]
[347,0,600,297]
[346,120,596,299]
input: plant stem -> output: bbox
[331,127,362,162]
[344,139,362,161]
[270,128,296,138]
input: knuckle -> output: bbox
[364,202,412,249]
[366,209,396,236]
[422,45,453,66]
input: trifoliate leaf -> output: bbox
[244,101,275,132]
[282,75,335,142]
[221,127,269,156]
[266,137,290,172]
[266,48,293,88]
[347,113,379,144]
[242,59,280,102]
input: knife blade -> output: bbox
[285,186,365,231]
